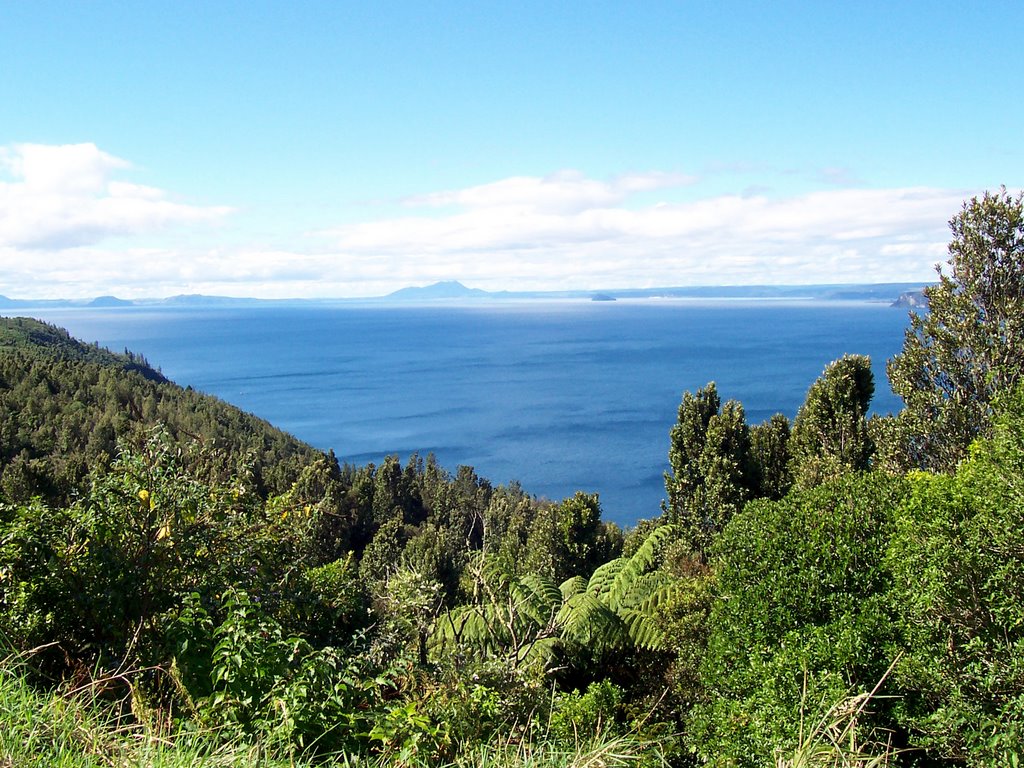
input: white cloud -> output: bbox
[405,170,695,214]
[321,181,965,290]
[881,241,947,258]
[1,142,129,194]
[0,148,982,299]
[0,143,232,250]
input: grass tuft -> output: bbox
[777,659,901,768]
[0,654,300,767]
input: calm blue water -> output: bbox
[21,300,911,526]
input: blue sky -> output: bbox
[1,1,1021,298]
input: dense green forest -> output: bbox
[1,189,1023,767]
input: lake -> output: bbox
[21,299,912,526]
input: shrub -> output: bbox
[887,385,1024,764]
[691,473,907,766]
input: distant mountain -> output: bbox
[385,280,491,300]
[0,281,937,308]
[88,295,133,307]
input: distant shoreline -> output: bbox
[0,280,932,310]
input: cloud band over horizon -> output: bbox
[0,142,979,299]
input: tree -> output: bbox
[664,384,755,558]
[748,413,792,500]
[665,384,721,523]
[523,493,619,584]
[886,188,1024,472]
[788,355,874,489]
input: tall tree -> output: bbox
[523,492,618,584]
[886,188,1024,472]
[888,382,1024,762]
[749,413,792,500]
[788,355,874,490]
[664,384,754,557]
[664,383,720,530]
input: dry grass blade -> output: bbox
[777,657,902,768]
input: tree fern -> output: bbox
[433,526,679,665]
[557,591,626,648]
[595,525,675,611]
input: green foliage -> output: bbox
[415,660,557,755]
[0,427,338,679]
[0,653,310,768]
[369,699,450,764]
[371,566,445,667]
[0,644,669,767]
[477,483,536,576]
[1,431,229,665]
[777,677,903,768]
[749,413,793,500]
[0,316,319,504]
[22,287,1024,766]
[887,384,1024,764]
[885,188,1024,472]
[439,525,677,679]
[403,522,460,598]
[288,453,355,565]
[439,555,564,672]
[173,588,385,756]
[577,523,678,651]
[298,553,371,646]
[361,513,408,584]
[524,492,621,584]
[692,473,907,766]
[788,355,875,490]
[548,680,624,744]
[665,383,755,557]
[0,315,166,378]
[621,560,714,752]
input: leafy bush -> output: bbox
[172,588,386,756]
[692,473,907,766]
[549,680,624,744]
[888,385,1024,765]
[1,432,220,666]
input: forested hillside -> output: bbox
[1,190,1023,767]
[0,316,320,501]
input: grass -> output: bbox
[1,648,907,768]
[776,661,901,768]
[0,655,663,768]
[427,731,661,768]
[0,657,299,767]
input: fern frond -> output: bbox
[557,592,626,649]
[512,635,559,667]
[607,525,675,611]
[631,524,677,570]
[587,557,626,598]
[434,605,501,656]
[617,571,672,610]
[560,575,587,599]
[621,609,667,651]
[635,578,682,615]
[512,573,561,625]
